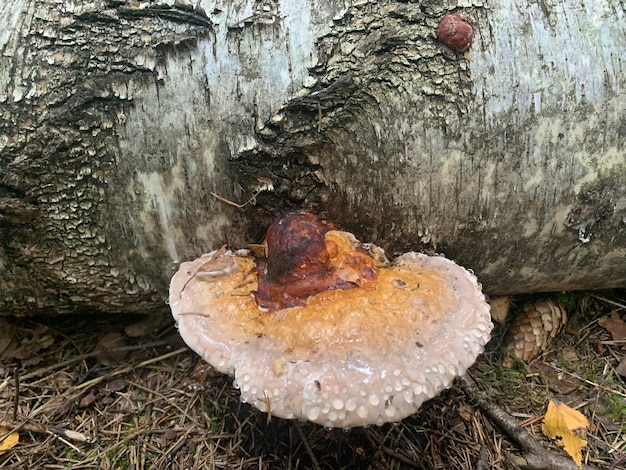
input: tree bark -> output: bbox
[1,0,625,316]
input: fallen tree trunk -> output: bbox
[1,0,624,316]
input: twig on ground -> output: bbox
[210,176,273,209]
[294,423,321,470]
[608,453,626,470]
[589,295,626,311]
[153,427,193,468]
[49,431,83,455]
[546,365,626,399]
[476,446,490,470]
[458,374,599,470]
[17,340,170,382]
[70,347,188,392]
[12,368,19,421]
[2,348,188,446]
[0,376,10,394]
[0,419,95,443]
[380,445,421,469]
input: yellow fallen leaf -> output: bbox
[0,426,19,453]
[542,400,589,469]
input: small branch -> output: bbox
[546,364,626,399]
[380,445,421,469]
[589,294,626,311]
[210,177,274,209]
[0,420,95,444]
[608,453,626,470]
[2,347,188,442]
[458,374,599,470]
[18,340,170,382]
[71,347,188,392]
[0,377,10,394]
[12,368,19,421]
[294,423,321,470]
[210,191,263,209]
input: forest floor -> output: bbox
[0,290,625,470]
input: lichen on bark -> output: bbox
[0,0,214,314]
[1,0,625,316]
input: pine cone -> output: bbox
[502,299,568,367]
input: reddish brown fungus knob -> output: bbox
[255,212,377,311]
[436,13,473,52]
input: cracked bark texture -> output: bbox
[0,0,624,316]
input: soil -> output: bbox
[0,291,624,469]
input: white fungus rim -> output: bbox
[169,249,493,428]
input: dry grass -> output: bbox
[0,290,625,469]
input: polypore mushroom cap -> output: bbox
[169,224,492,428]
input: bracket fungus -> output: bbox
[169,213,492,428]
